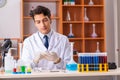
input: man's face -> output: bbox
[34,14,51,34]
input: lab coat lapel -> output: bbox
[48,31,58,50]
[48,31,56,50]
[35,32,47,51]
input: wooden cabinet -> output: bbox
[61,0,106,54]
[21,0,62,41]
[21,0,106,62]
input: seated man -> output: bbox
[21,5,71,70]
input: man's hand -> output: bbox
[41,52,61,64]
[33,52,44,64]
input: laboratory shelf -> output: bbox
[62,5,83,7]
[84,5,104,7]
[24,0,60,2]
[24,16,60,20]
[61,0,106,53]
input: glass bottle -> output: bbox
[68,24,74,38]
[91,24,98,38]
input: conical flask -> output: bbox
[66,42,77,72]
[89,0,94,5]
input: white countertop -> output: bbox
[0,69,120,79]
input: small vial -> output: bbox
[64,0,68,5]
[26,64,32,74]
[70,0,75,5]
[13,60,17,74]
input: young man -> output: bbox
[21,6,71,70]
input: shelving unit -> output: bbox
[61,0,106,53]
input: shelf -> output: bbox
[63,21,104,23]
[63,21,83,23]
[24,16,60,20]
[84,5,104,7]
[62,5,83,7]
[23,34,31,37]
[24,0,60,2]
[69,38,83,40]
[84,37,104,40]
[0,38,20,40]
[84,21,104,23]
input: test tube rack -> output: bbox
[78,52,108,72]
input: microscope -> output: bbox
[0,39,12,69]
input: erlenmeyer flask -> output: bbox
[66,42,77,72]
[89,0,94,5]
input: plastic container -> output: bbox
[4,48,15,73]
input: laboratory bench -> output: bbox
[0,68,120,79]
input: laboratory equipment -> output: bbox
[29,6,34,16]
[0,39,12,70]
[13,60,17,74]
[89,0,94,5]
[78,52,108,72]
[84,8,89,21]
[21,66,26,74]
[68,24,74,38]
[4,48,15,73]
[66,10,71,21]
[66,42,77,72]
[64,0,68,5]
[96,42,100,53]
[91,24,98,38]
[70,0,75,5]
[26,64,32,74]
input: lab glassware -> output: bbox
[64,0,68,5]
[71,0,75,5]
[91,24,98,38]
[66,10,71,21]
[89,0,94,5]
[68,24,74,38]
[66,42,77,72]
[84,8,89,22]
[96,42,100,53]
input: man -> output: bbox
[21,6,71,70]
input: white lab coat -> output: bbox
[21,30,71,70]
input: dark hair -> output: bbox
[29,6,51,20]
